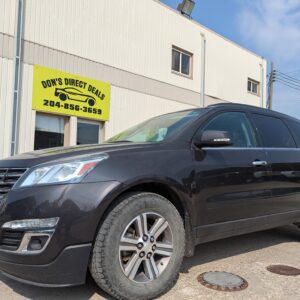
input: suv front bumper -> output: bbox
[0,244,92,287]
[0,180,120,286]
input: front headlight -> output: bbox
[16,154,108,188]
[2,217,59,229]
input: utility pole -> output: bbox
[267,62,274,110]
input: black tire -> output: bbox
[90,192,185,300]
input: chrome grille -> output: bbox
[0,168,27,197]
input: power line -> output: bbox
[275,79,300,91]
[275,74,300,86]
[267,66,300,108]
[275,70,300,84]
[274,76,300,88]
[270,68,300,93]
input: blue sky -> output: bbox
[161,0,300,118]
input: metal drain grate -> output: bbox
[266,265,300,276]
[197,271,248,292]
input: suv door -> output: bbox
[192,111,271,226]
[250,113,300,214]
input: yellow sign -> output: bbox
[32,65,110,121]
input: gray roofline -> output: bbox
[207,103,300,122]
[153,0,266,61]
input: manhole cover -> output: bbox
[197,271,248,292]
[266,265,300,276]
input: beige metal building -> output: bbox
[0,0,267,159]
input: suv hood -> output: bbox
[0,143,156,168]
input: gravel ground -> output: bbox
[0,226,299,300]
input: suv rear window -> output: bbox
[286,120,300,147]
[251,114,296,148]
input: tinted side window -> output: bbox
[251,114,296,148]
[202,112,256,148]
[286,120,300,147]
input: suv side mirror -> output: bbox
[194,130,233,148]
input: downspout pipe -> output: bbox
[11,0,25,156]
[200,33,206,107]
[260,58,265,108]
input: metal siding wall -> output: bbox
[22,39,201,106]
[204,32,264,106]
[0,34,14,59]
[106,86,195,139]
[22,0,266,106]
[18,63,35,154]
[0,59,195,157]
[0,0,267,158]
[23,0,202,93]
[0,57,14,159]
[0,0,16,36]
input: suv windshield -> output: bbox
[107,109,206,143]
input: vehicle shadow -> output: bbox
[181,225,300,273]
[0,272,111,300]
[0,226,299,299]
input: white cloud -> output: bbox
[237,0,300,66]
[237,0,300,116]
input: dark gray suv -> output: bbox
[0,103,299,299]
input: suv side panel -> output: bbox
[192,111,271,225]
[250,113,300,215]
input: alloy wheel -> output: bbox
[119,212,173,283]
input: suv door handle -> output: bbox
[252,160,268,166]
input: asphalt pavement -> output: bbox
[0,226,299,300]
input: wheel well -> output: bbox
[98,183,187,231]
[123,183,186,219]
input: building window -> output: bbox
[248,78,260,95]
[77,119,101,145]
[172,47,192,77]
[34,114,65,150]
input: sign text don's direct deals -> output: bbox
[32,65,111,121]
